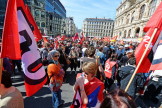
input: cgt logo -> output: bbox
[143,35,153,49]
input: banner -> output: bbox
[1,0,46,96]
[135,2,162,73]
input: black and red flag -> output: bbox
[135,2,162,73]
[1,0,47,96]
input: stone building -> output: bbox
[44,0,66,37]
[25,0,46,35]
[113,0,161,39]
[82,18,114,38]
[65,17,76,36]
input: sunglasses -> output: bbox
[54,55,59,57]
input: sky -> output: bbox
[60,0,121,29]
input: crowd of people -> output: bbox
[1,38,162,108]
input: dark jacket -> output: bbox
[119,65,144,98]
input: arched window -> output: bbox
[41,12,45,18]
[121,18,123,24]
[119,31,122,37]
[126,14,130,24]
[131,11,135,23]
[128,29,131,38]
[148,0,157,16]
[135,27,140,37]
[139,5,146,19]
[41,22,45,27]
[36,22,40,26]
[124,30,127,38]
[35,10,39,17]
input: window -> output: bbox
[131,11,135,23]
[126,14,130,24]
[128,29,131,38]
[135,27,140,37]
[139,5,146,19]
[36,22,40,26]
[124,30,127,38]
[35,10,39,17]
[41,22,45,27]
[148,0,157,16]
[41,12,45,18]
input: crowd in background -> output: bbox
[1,37,162,108]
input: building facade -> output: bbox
[45,0,66,37]
[113,0,161,39]
[25,0,46,35]
[82,18,114,38]
[65,17,76,36]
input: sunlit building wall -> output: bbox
[82,18,114,38]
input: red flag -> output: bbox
[110,36,118,42]
[102,37,110,42]
[61,35,66,41]
[72,33,79,41]
[43,37,48,43]
[1,0,21,60]
[1,0,47,96]
[135,2,162,73]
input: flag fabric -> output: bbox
[43,37,48,43]
[71,74,104,107]
[26,6,42,41]
[110,36,118,42]
[104,59,117,78]
[1,0,47,96]
[1,0,21,60]
[78,32,85,44]
[70,89,84,108]
[84,77,104,107]
[102,37,110,42]
[72,33,79,41]
[150,32,162,70]
[61,35,66,41]
[135,2,162,73]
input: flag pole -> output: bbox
[125,28,158,92]
[0,58,3,84]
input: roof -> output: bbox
[84,18,114,22]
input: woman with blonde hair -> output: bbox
[71,62,104,108]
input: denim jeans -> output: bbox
[52,89,61,108]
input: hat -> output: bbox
[126,49,133,54]
[119,46,124,49]
[124,44,129,47]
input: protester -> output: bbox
[144,70,162,107]
[96,46,106,69]
[57,48,69,82]
[47,50,65,108]
[72,62,104,108]
[118,49,134,67]
[118,57,144,98]
[0,70,24,108]
[100,89,136,108]
[40,42,51,66]
[104,54,118,91]
[69,46,79,73]
[80,46,104,81]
